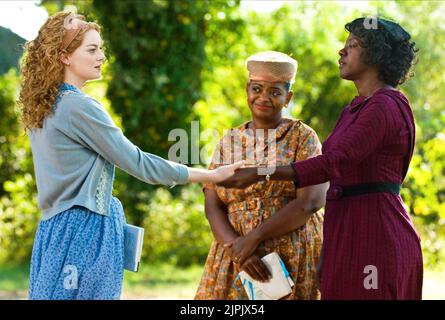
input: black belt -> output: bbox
[326,182,401,201]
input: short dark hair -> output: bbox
[345,17,418,87]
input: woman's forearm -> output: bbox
[205,206,239,245]
[269,165,298,181]
[187,167,213,183]
[249,192,324,244]
[187,161,244,184]
[204,190,239,245]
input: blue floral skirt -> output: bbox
[29,197,126,300]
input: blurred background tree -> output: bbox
[91,0,243,229]
[0,70,38,263]
[0,27,25,75]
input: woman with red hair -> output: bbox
[18,11,240,300]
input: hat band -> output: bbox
[249,74,294,83]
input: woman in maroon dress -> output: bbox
[219,17,423,299]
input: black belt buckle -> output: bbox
[326,185,343,200]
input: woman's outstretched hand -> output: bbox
[188,161,245,184]
[216,167,262,189]
[211,161,245,183]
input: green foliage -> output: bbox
[0,70,20,195]
[41,0,95,17]
[404,130,445,268]
[93,0,208,157]
[140,184,212,267]
[91,0,243,228]
[0,27,25,75]
[385,1,445,267]
[0,70,38,264]
[195,0,247,137]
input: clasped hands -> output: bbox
[224,232,272,282]
[216,166,262,189]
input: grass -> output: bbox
[0,263,29,299]
[0,262,204,300]
[121,263,203,299]
[1,262,443,300]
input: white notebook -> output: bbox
[123,224,144,272]
[238,252,294,300]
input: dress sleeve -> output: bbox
[295,123,323,161]
[56,93,189,187]
[292,99,388,187]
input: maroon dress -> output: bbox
[292,88,423,299]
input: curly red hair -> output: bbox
[18,11,100,130]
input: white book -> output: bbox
[123,224,144,272]
[238,252,295,300]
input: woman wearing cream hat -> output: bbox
[195,51,328,300]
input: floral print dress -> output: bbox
[195,118,324,300]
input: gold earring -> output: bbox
[284,104,288,108]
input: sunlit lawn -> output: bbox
[0,262,203,300]
[121,263,203,299]
[0,262,443,300]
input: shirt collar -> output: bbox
[241,118,294,140]
[59,82,81,94]
[348,87,394,113]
